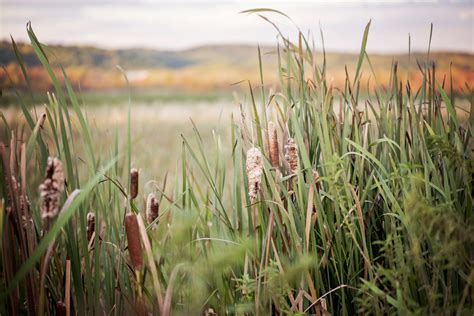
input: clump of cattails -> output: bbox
[267,121,279,168]
[246,147,263,203]
[146,193,159,225]
[39,157,65,219]
[86,212,95,242]
[125,213,143,270]
[285,138,298,174]
[130,168,139,200]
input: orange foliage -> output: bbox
[1,59,472,93]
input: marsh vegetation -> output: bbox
[0,17,473,315]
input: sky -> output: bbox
[0,0,473,53]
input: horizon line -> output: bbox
[1,38,473,56]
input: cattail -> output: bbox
[86,212,95,242]
[39,157,65,219]
[146,193,159,225]
[130,168,139,199]
[312,169,321,191]
[285,138,298,174]
[267,121,279,168]
[124,213,143,270]
[56,301,66,316]
[246,147,263,203]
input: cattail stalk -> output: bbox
[267,121,279,168]
[125,213,143,270]
[135,297,148,316]
[146,193,159,225]
[130,168,139,200]
[285,138,298,174]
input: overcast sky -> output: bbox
[1,0,473,53]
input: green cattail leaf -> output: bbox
[354,20,371,83]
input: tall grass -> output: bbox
[1,16,473,315]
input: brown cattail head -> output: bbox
[146,193,159,225]
[130,168,139,199]
[285,138,298,174]
[56,301,66,316]
[125,213,143,270]
[246,147,263,203]
[39,157,65,219]
[86,212,95,242]
[267,121,279,168]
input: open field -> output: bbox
[0,20,473,316]
[2,97,471,186]
[2,100,235,188]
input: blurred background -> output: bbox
[1,0,473,95]
[1,0,473,180]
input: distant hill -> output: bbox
[1,41,473,93]
[0,41,272,69]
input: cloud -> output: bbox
[1,1,472,53]
[458,7,474,20]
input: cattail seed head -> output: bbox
[312,169,321,191]
[86,212,95,242]
[125,213,143,270]
[246,147,263,203]
[56,301,66,316]
[267,121,279,168]
[39,157,65,219]
[130,168,139,199]
[285,138,298,174]
[146,193,159,225]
